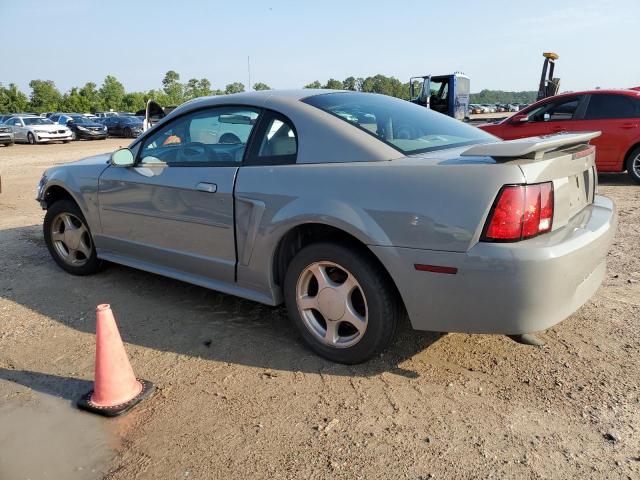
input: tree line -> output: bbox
[0,70,536,114]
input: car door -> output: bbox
[97,105,261,284]
[496,95,586,140]
[567,93,640,172]
[103,117,115,135]
[8,118,26,141]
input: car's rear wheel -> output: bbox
[44,199,101,275]
[284,242,399,363]
[27,132,36,144]
[626,146,640,184]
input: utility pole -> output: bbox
[248,56,251,91]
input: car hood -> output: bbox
[28,124,69,132]
[75,122,105,128]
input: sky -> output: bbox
[1,0,639,95]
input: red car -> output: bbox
[478,89,640,183]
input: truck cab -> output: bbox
[409,72,470,121]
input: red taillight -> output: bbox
[482,183,554,242]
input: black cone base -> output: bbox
[78,379,155,417]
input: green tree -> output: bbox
[360,74,407,99]
[224,82,245,94]
[60,87,91,112]
[252,82,271,91]
[323,78,343,90]
[28,79,62,113]
[78,82,103,112]
[0,83,29,112]
[99,75,125,111]
[121,92,147,112]
[342,77,361,91]
[469,89,536,104]
[162,70,184,104]
[184,78,212,99]
[304,80,322,89]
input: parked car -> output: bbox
[469,104,483,115]
[4,115,72,144]
[0,124,14,146]
[102,115,144,137]
[507,104,520,112]
[0,114,17,124]
[36,90,616,363]
[478,89,640,183]
[94,111,119,118]
[56,114,108,140]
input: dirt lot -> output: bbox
[0,140,639,480]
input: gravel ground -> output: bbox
[0,140,638,480]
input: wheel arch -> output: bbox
[271,222,405,313]
[624,141,640,170]
[42,184,82,210]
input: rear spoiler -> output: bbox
[461,131,601,160]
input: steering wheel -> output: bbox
[395,124,419,139]
[175,142,207,163]
[219,132,241,144]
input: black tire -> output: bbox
[284,242,400,364]
[124,127,132,138]
[43,199,102,275]
[3,141,13,147]
[27,132,36,145]
[626,146,640,184]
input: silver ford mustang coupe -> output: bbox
[36,90,617,363]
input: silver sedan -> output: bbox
[36,90,616,363]
[5,115,72,144]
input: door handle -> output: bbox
[196,182,217,193]
[551,127,565,133]
[621,123,638,129]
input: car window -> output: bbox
[526,97,580,122]
[303,92,494,155]
[139,107,260,166]
[5,118,16,126]
[584,94,640,119]
[258,117,297,157]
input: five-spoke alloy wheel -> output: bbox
[44,199,101,275]
[296,261,368,349]
[627,147,640,184]
[284,242,400,364]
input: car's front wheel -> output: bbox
[124,127,132,138]
[27,132,36,144]
[44,199,102,275]
[284,242,400,364]
[626,146,640,184]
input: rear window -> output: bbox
[302,92,495,155]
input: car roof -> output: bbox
[539,88,640,100]
[147,89,403,164]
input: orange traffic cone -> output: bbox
[78,304,154,417]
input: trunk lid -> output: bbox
[461,132,600,230]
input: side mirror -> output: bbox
[511,114,529,123]
[543,113,551,122]
[111,148,135,167]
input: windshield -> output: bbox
[69,116,91,124]
[303,92,495,155]
[23,117,53,125]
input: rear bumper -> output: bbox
[371,195,617,335]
